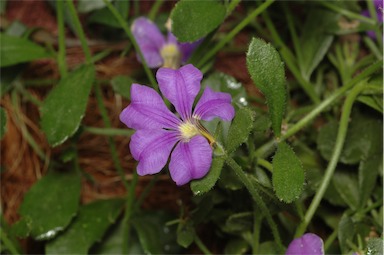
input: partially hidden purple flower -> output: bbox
[286,233,324,255]
[131,17,201,69]
[119,64,235,186]
[362,0,383,39]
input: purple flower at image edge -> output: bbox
[286,233,324,255]
[361,0,383,39]
[131,17,201,68]
[119,64,235,186]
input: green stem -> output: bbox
[57,0,67,77]
[319,1,376,25]
[367,0,383,49]
[196,0,275,68]
[103,0,157,90]
[324,228,338,251]
[194,235,213,255]
[94,83,129,190]
[283,3,303,66]
[255,60,383,158]
[135,175,159,209]
[148,0,164,21]
[66,0,92,64]
[225,157,284,252]
[294,81,367,237]
[252,212,262,255]
[257,158,273,173]
[0,229,20,255]
[226,0,241,15]
[83,126,134,136]
[122,170,138,254]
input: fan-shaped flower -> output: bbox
[286,233,324,255]
[131,17,201,69]
[120,64,235,185]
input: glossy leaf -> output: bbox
[177,220,195,248]
[225,107,254,153]
[246,38,286,137]
[358,154,382,210]
[0,33,51,67]
[203,72,248,107]
[111,75,133,100]
[41,65,95,146]
[332,171,359,210]
[45,199,124,254]
[17,169,81,240]
[131,211,182,255]
[170,0,226,42]
[0,107,6,139]
[298,9,335,80]
[190,156,225,195]
[272,142,305,203]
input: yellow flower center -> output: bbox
[160,43,181,69]
[179,121,200,141]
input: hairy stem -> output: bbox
[57,0,67,77]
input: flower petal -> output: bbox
[156,64,203,120]
[120,84,181,130]
[130,129,179,176]
[193,86,235,121]
[131,17,165,68]
[169,135,212,186]
[286,233,324,255]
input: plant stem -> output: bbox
[57,0,67,77]
[257,158,273,173]
[226,0,241,15]
[324,228,338,251]
[255,60,383,158]
[66,0,92,64]
[103,0,157,90]
[196,0,275,68]
[225,157,284,252]
[294,81,367,237]
[148,0,164,21]
[0,229,20,255]
[122,170,138,254]
[135,175,159,209]
[83,126,134,136]
[94,83,129,190]
[194,235,213,255]
[252,212,262,255]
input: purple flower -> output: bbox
[362,0,383,39]
[119,64,235,186]
[286,233,324,255]
[131,17,201,69]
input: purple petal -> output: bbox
[131,17,165,68]
[169,136,212,186]
[156,64,203,120]
[130,129,179,176]
[193,86,235,121]
[167,33,201,63]
[286,233,324,255]
[119,84,181,130]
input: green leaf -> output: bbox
[0,107,7,139]
[111,75,133,100]
[225,212,253,233]
[177,220,195,248]
[272,142,305,203]
[41,65,95,146]
[203,72,248,107]
[298,9,335,80]
[16,169,81,240]
[77,0,107,13]
[246,38,286,137]
[0,33,51,67]
[317,110,383,164]
[224,238,249,255]
[366,238,383,255]
[358,154,382,210]
[45,199,124,254]
[131,211,182,255]
[332,171,359,210]
[170,0,226,42]
[225,107,254,153]
[338,214,355,255]
[190,156,225,195]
